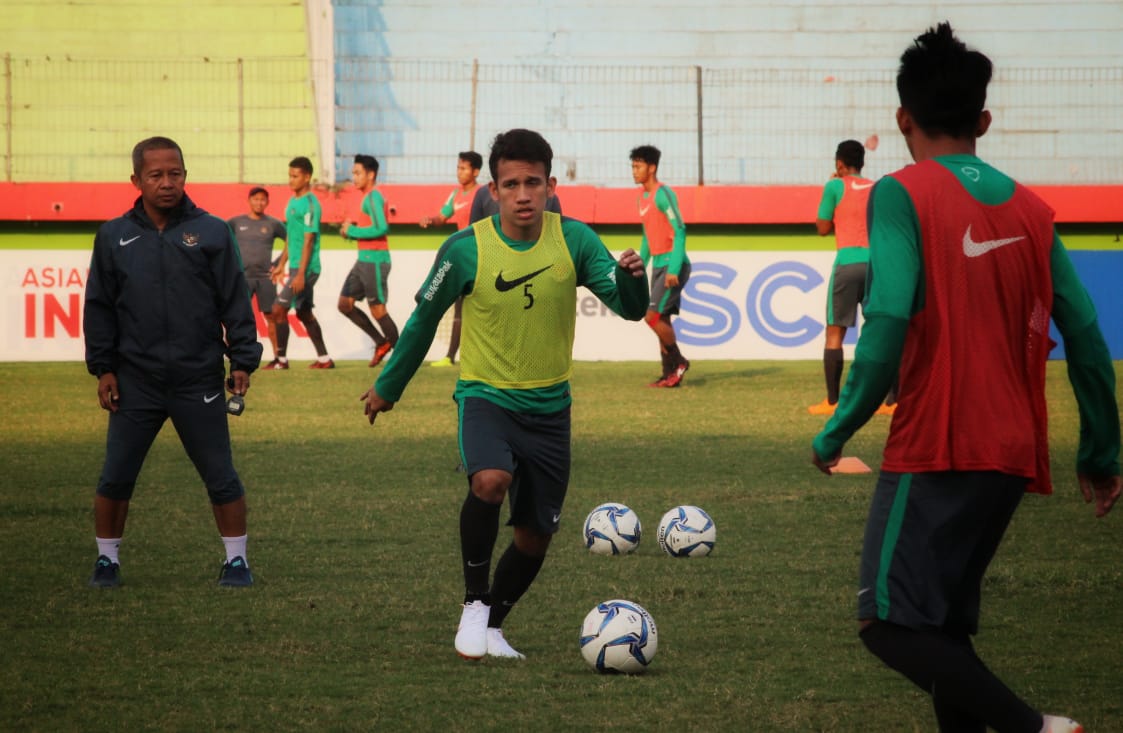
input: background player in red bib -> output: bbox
[631,145,690,387]
[808,140,896,416]
[812,22,1119,733]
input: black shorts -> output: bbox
[649,262,691,315]
[858,470,1025,635]
[340,260,391,305]
[246,276,276,313]
[95,369,245,505]
[276,269,319,311]
[826,262,866,328]
[457,396,570,534]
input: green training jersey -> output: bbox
[285,192,322,275]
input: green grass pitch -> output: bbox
[1,360,1120,731]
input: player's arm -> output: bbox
[816,179,843,236]
[1049,231,1120,494]
[210,223,263,378]
[83,226,121,410]
[421,191,455,228]
[565,219,649,321]
[656,186,688,277]
[346,191,390,239]
[372,231,477,406]
[813,178,918,469]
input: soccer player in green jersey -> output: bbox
[812,23,1119,733]
[420,150,483,368]
[338,154,399,367]
[631,145,691,387]
[361,129,648,660]
[270,156,333,369]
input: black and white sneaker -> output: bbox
[218,556,254,587]
[89,555,120,588]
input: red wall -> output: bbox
[1,181,1120,224]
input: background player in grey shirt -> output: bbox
[228,186,287,368]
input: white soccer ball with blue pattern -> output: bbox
[656,505,716,557]
[583,502,641,555]
[579,599,658,674]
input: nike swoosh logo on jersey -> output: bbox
[453,202,468,210]
[238,225,249,231]
[466,559,488,568]
[850,181,874,191]
[639,205,651,216]
[495,265,551,292]
[962,224,1026,258]
[119,235,140,246]
[203,392,221,403]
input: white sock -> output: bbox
[221,534,248,564]
[277,356,288,363]
[317,355,332,363]
[96,537,121,564]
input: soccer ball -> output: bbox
[656,505,716,557]
[579,599,658,674]
[583,502,641,555]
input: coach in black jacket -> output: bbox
[84,136,263,589]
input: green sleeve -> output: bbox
[656,186,688,275]
[306,195,322,230]
[374,231,477,402]
[346,190,390,239]
[638,234,650,266]
[1050,232,1120,476]
[439,191,455,219]
[812,177,920,461]
[564,219,649,321]
[816,178,843,221]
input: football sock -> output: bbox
[376,315,399,346]
[488,543,545,628]
[343,307,385,346]
[664,342,683,365]
[446,317,462,359]
[276,320,290,357]
[660,350,673,378]
[825,348,844,404]
[459,491,501,595]
[303,317,329,357]
[221,534,248,564]
[96,537,121,565]
[859,621,1041,733]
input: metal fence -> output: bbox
[4,54,1122,186]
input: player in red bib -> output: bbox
[812,23,1119,733]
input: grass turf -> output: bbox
[0,360,1120,731]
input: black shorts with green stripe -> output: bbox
[826,261,867,327]
[457,396,571,535]
[858,470,1026,636]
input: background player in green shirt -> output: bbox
[812,23,1119,733]
[270,156,333,369]
[361,129,648,660]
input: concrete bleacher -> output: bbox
[0,0,319,183]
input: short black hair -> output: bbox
[459,150,483,170]
[897,22,993,139]
[488,129,552,181]
[289,156,314,175]
[132,136,184,176]
[629,145,661,167]
[354,154,379,175]
[835,140,865,171]
[248,186,268,199]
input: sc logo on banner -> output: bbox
[675,261,833,348]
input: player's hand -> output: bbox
[812,449,841,476]
[292,272,305,294]
[419,217,432,229]
[340,221,351,238]
[97,373,119,412]
[1078,473,1121,518]
[361,387,395,425]
[665,273,680,288]
[617,248,645,278]
[227,370,250,397]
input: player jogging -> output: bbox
[361,129,649,660]
[812,23,1119,733]
[338,154,399,367]
[631,145,691,387]
[808,140,896,416]
[270,156,334,369]
[420,150,483,367]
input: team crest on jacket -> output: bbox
[182,233,199,247]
